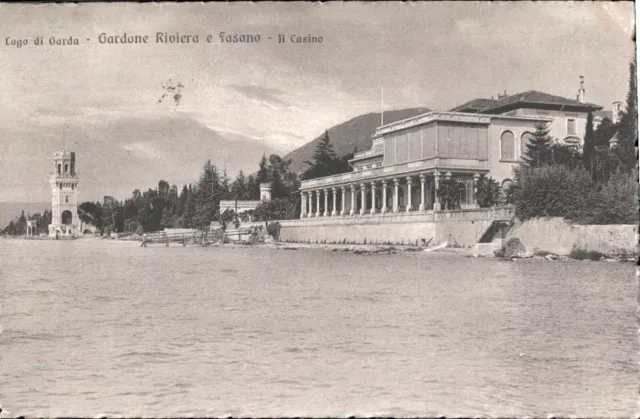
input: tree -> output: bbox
[437,179,461,210]
[616,61,638,172]
[550,142,581,167]
[474,175,501,208]
[157,180,170,196]
[594,117,618,148]
[246,175,257,200]
[302,130,338,179]
[253,197,299,221]
[220,169,230,199]
[232,170,247,200]
[522,122,553,167]
[582,111,595,174]
[177,185,188,216]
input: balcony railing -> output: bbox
[300,157,490,189]
[352,149,383,160]
[49,172,79,179]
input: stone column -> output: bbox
[381,180,387,214]
[433,172,441,211]
[307,191,313,217]
[473,173,480,207]
[300,192,306,219]
[406,176,413,212]
[370,181,376,215]
[359,183,366,215]
[340,186,346,216]
[419,174,426,211]
[323,189,329,216]
[332,188,337,216]
[315,190,321,217]
[393,178,399,213]
[350,184,356,216]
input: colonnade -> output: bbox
[300,172,481,219]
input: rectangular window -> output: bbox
[567,119,576,135]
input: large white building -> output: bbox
[298,81,612,218]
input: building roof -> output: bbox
[479,90,602,113]
[449,98,497,113]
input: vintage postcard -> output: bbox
[0,1,637,417]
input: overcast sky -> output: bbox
[0,2,634,202]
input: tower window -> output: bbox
[57,164,61,175]
[65,196,69,203]
[65,164,69,174]
[567,119,576,135]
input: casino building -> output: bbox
[298,81,613,219]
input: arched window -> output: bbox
[521,132,534,157]
[65,196,69,204]
[500,131,515,160]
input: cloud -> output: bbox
[120,142,164,160]
[225,84,289,107]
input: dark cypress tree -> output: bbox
[582,110,595,175]
[522,122,553,167]
[617,61,638,172]
[18,210,27,235]
[232,170,247,200]
[254,155,270,198]
[246,175,257,200]
[177,185,188,216]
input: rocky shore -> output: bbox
[492,237,635,263]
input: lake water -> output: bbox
[1,239,637,417]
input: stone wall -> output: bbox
[505,217,638,255]
[278,207,514,247]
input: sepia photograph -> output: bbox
[0,1,637,417]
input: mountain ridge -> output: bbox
[283,107,430,174]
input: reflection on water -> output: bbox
[0,239,636,417]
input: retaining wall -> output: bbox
[278,207,514,247]
[505,217,638,255]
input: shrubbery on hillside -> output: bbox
[509,165,637,225]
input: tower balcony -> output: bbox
[49,172,80,183]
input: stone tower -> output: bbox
[48,149,80,238]
[260,182,272,202]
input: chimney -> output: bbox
[612,101,623,124]
[578,75,585,103]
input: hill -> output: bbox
[283,108,430,174]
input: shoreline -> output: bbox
[206,240,635,263]
[1,235,634,263]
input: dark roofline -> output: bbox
[480,101,603,114]
[479,90,603,113]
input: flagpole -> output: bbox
[381,82,384,126]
